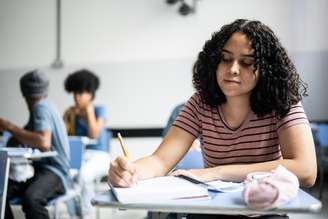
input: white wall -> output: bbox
[0,0,327,128]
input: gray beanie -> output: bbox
[20,70,49,97]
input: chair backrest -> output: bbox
[0,131,11,148]
[107,129,113,153]
[317,124,328,147]
[68,137,84,170]
[0,151,10,219]
[175,149,204,169]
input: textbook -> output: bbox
[108,176,209,203]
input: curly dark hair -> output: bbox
[192,19,307,118]
[64,69,100,99]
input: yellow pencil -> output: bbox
[117,132,129,159]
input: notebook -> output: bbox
[109,176,209,203]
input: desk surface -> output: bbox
[0,148,57,161]
[92,189,322,215]
[69,136,97,145]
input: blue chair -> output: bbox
[43,137,85,218]
[107,129,113,154]
[68,136,85,182]
[314,123,328,200]
[0,151,10,219]
[0,131,11,148]
[176,149,204,170]
[69,138,84,169]
[317,124,328,145]
[163,104,204,170]
[9,137,84,219]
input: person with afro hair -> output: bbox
[64,69,111,218]
[108,19,317,219]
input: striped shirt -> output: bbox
[173,92,309,168]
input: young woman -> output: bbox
[108,19,317,218]
[64,69,110,218]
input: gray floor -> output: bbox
[11,137,328,219]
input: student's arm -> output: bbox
[0,118,51,151]
[172,123,317,187]
[85,105,104,139]
[63,107,72,131]
[63,106,78,135]
[108,126,194,187]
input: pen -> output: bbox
[177,175,244,193]
[117,132,138,185]
[117,132,130,159]
[177,175,219,192]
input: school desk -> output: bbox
[91,188,322,219]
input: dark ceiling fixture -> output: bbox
[166,0,200,16]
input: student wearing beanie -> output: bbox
[0,70,70,219]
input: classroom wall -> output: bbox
[0,0,327,128]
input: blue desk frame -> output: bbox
[92,189,321,219]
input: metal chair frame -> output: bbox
[9,137,85,219]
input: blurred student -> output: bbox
[63,69,110,218]
[108,19,317,219]
[0,70,70,219]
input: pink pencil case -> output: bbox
[243,165,299,210]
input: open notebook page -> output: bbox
[109,176,208,203]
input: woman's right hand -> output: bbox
[108,156,138,187]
